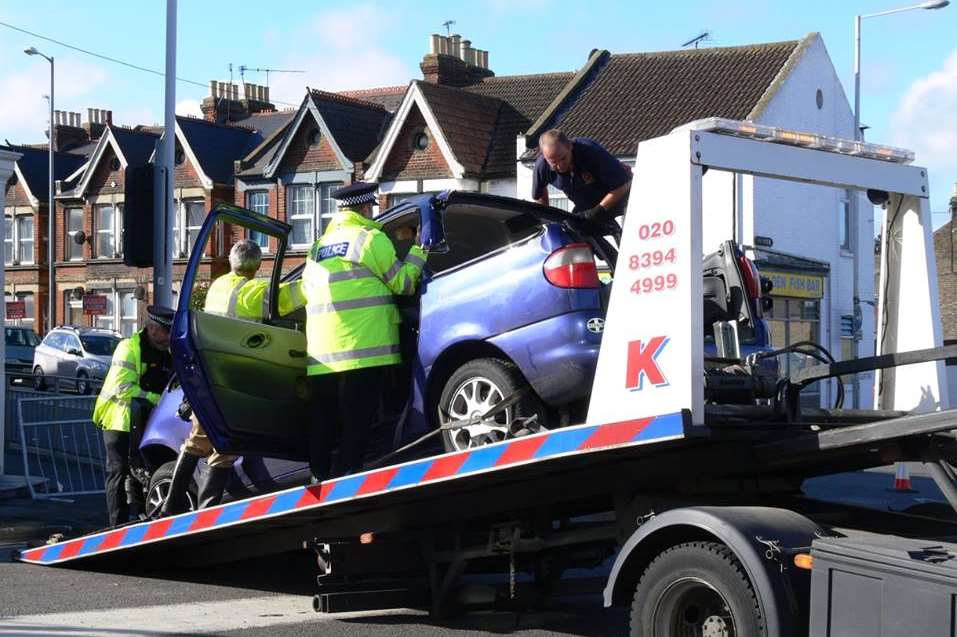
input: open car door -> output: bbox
[171,204,310,460]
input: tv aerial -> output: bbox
[681,31,712,49]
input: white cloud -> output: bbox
[265,3,415,106]
[176,99,203,118]
[890,49,957,198]
[0,56,110,145]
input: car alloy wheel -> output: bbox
[443,376,511,451]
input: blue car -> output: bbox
[137,194,770,514]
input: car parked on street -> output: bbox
[32,326,120,393]
[132,196,772,517]
[5,326,40,383]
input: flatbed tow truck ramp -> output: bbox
[19,119,957,636]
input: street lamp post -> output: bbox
[850,0,948,408]
[24,46,55,334]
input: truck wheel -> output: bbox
[438,358,548,452]
[631,541,764,637]
[145,460,196,519]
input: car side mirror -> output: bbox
[68,348,82,356]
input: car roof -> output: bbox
[52,326,121,337]
[376,190,578,226]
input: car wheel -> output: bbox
[630,541,766,637]
[76,371,91,395]
[32,366,46,392]
[145,460,197,520]
[437,358,548,452]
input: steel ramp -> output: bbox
[18,412,686,566]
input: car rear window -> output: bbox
[81,335,120,356]
[427,204,543,274]
[5,328,39,347]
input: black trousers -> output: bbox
[308,366,386,482]
[101,399,152,527]
[102,430,130,527]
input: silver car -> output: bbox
[33,326,121,394]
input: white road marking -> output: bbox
[0,595,410,636]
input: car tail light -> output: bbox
[736,251,762,300]
[544,243,600,288]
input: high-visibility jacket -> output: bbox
[204,271,304,320]
[93,330,162,433]
[300,208,426,375]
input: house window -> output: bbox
[66,208,84,261]
[15,216,34,264]
[93,291,116,331]
[245,190,270,250]
[172,199,206,258]
[4,216,13,265]
[287,184,315,248]
[119,290,137,336]
[839,197,852,252]
[95,204,121,258]
[63,291,84,327]
[767,296,823,408]
[319,182,342,234]
[546,185,570,212]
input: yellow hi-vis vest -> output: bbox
[301,208,426,375]
[203,271,304,320]
[93,330,161,433]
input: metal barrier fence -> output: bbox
[17,395,104,498]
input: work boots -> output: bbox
[197,467,232,509]
[160,449,199,517]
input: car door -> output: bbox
[60,334,82,378]
[171,204,310,460]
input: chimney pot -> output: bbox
[450,34,461,59]
[264,85,270,103]
[430,34,441,55]
[209,80,217,98]
[482,50,489,69]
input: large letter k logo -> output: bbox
[625,336,669,391]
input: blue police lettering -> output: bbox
[317,242,350,260]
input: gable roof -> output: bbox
[251,90,392,179]
[65,125,160,197]
[367,72,576,182]
[521,36,808,161]
[176,116,258,185]
[1,144,86,205]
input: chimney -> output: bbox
[49,110,89,152]
[420,33,494,87]
[202,80,275,123]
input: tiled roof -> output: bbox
[240,109,297,142]
[523,39,803,160]
[309,90,392,163]
[111,126,161,167]
[338,86,407,113]
[415,80,504,177]
[177,116,258,184]
[2,144,86,203]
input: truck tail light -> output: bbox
[544,243,600,289]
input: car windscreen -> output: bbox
[5,328,39,347]
[81,335,120,356]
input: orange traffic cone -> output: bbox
[889,462,917,493]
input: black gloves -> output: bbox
[578,205,605,221]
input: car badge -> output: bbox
[586,317,605,334]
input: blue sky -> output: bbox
[1,0,955,223]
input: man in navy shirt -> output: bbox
[532,129,632,234]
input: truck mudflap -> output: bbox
[19,411,686,566]
[604,506,823,637]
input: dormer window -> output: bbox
[412,131,430,151]
[110,157,121,171]
[307,128,321,147]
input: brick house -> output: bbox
[51,84,293,335]
[934,184,957,341]
[3,143,87,335]
[232,89,392,275]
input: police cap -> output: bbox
[332,182,378,208]
[146,305,174,330]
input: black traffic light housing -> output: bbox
[123,164,155,267]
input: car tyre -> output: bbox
[630,541,765,637]
[32,366,47,392]
[145,460,197,520]
[438,358,548,453]
[76,371,91,395]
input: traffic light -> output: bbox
[123,164,154,267]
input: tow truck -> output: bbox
[19,118,957,636]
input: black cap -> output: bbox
[146,305,174,330]
[332,182,378,208]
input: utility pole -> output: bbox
[154,0,176,308]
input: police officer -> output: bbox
[532,129,632,238]
[162,240,298,516]
[301,182,426,482]
[94,305,174,527]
